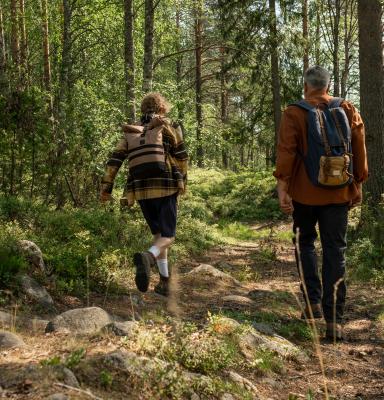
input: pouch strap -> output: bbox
[316,108,332,156]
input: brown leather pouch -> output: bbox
[318,154,351,186]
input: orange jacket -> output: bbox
[274,93,368,205]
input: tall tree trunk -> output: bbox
[333,0,341,96]
[55,0,73,208]
[19,0,28,78]
[41,0,51,92]
[175,1,184,128]
[142,0,154,93]
[220,48,229,169]
[302,0,309,74]
[315,5,321,65]
[124,0,135,122]
[358,0,384,203]
[269,0,282,164]
[0,3,6,89]
[195,0,204,167]
[10,0,20,70]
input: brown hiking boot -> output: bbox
[301,303,323,320]
[325,323,344,341]
[154,275,170,297]
[133,252,156,292]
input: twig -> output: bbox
[54,383,103,400]
[288,371,322,380]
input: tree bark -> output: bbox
[10,0,20,69]
[220,48,229,169]
[332,0,341,96]
[19,0,28,76]
[302,0,309,74]
[0,3,6,89]
[195,0,204,167]
[315,5,321,65]
[269,0,282,164]
[358,0,384,202]
[41,0,51,92]
[142,0,154,93]
[124,0,136,122]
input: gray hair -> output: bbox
[304,66,331,89]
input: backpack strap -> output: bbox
[328,97,344,109]
[289,100,315,112]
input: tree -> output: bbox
[269,0,282,163]
[358,0,384,203]
[124,0,136,122]
[142,0,154,93]
[302,0,309,73]
[0,3,6,90]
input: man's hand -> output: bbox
[277,179,294,215]
[100,191,112,203]
[350,183,363,208]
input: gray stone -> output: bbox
[187,264,240,285]
[0,311,13,327]
[0,331,25,349]
[221,394,235,400]
[252,322,275,336]
[226,370,259,396]
[47,393,69,400]
[46,307,112,334]
[103,321,138,337]
[18,240,46,274]
[238,328,309,363]
[27,318,50,333]
[53,366,79,388]
[222,295,255,305]
[19,274,54,306]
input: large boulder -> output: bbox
[102,321,138,337]
[0,331,25,349]
[18,240,46,274]
[19,275,54,307]
[46,307,112,334]
[187,264,240,286]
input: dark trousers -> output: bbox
[292,201,348,323]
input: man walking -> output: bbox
[274,66,368,340]
[100,93,188,296]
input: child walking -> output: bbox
[100,93,188,296]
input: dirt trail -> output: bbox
[1,223,383,400]
[178,223,384,400]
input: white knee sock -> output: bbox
[148,246,161,258]
[157,259,169,278]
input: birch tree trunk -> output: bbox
[142,0,154,93]
[0,3,6,89]
[358,0,384,203]
[19,0,28,81]
[195,0,204,167]
[302,0,309,74]
[332,0,341,96]
[41,0,51,92]
[124,0,135,122]
[269,0,282,164]
[10,0,20,70]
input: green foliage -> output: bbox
[348,203,384,286]
[40,355,61,367]
[99,370,114,388]
[250,349,283,374]
[65,348,87,369]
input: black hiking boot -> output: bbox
[325,323,344,342]
[133,252,156,292]
[301,303,323,320]
[154,275,170,297]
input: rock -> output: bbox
[47,393,69,400]
[238,329,308,363]
[187,264,240,285]
[209,316,240,335]
[0,311,13,327]
[252,322,275,336]
[103,321,138,337]
[46,307,112,334]
[18,240,46,274]
[0,331,25,349]
[226,370,259,396]
[221,394,235,400]
[27,318,49,333]
[53,366,79,388]
[222,295,255,305]
[19,275,54,307]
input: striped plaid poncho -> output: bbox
[101,118,188,206]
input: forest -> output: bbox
[0,0,383,399]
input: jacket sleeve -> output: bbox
[342,101,369,184]
[100,134,129,194]
[164,123,188,183]
[273,107,300,184]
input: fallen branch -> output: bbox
[288,371,322,380]
[54,383,103,400]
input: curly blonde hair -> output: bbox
[140,92,171,115]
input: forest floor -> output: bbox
[1,222,384,400]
